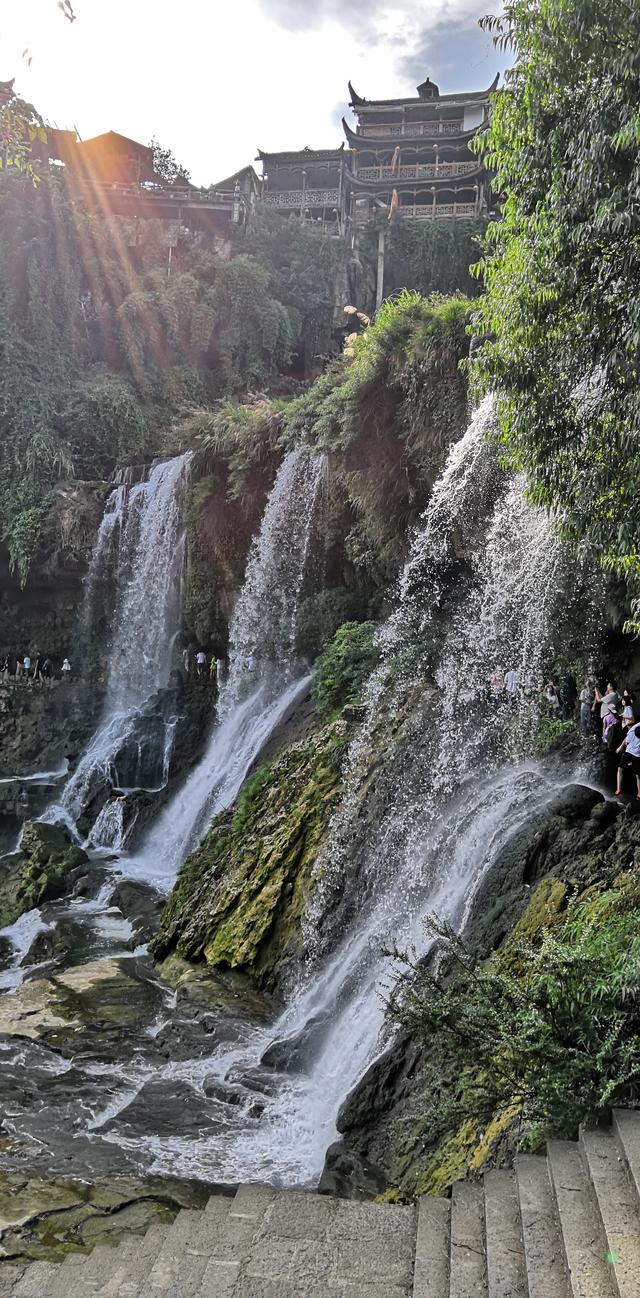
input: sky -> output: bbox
[0,0,511,185]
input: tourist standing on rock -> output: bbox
[62,657,71,682]
[504,667,521,701]
[602,703,621,746]
[489,665,506,698]
[196,649,207,679]
[615,721,640,799]
[23,653,31,682]
[559,673,578,719]
[540,678,560,709]
[579,679,595,733]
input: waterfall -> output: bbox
[123,448,326,888]
[133,398,600,1188]
[48,455,190,841]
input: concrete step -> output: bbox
[95,1225,168,1297]
[12,1260,60,1297]
[483,1168,527,1298]
[579,1125,640,1298]
[196,1186,275,1296]
[449,1182,487,1298]
[547,1139,615,1297]
[412,1196,450,1298]
[515,1153,571,1298]
[0,1267,26,1298]
[613,1111,640,1204]
[138,1208,215,1297]
[226,1189,415,1298]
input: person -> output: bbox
[41,657,53,688]
[622,688,638,720]
[504,667,521,701]
[596,679,620,720]
[23,653,31,681]
[196,649,207,679]
[559,673,578,719]
[579,678,594,733]
[615,720,640,799]
[62,657,71,681]
[489,665,505,696]
[541,679,560,709]
[602,702,621,747]
[209,654,217,681]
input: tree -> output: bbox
[150,137,191,186]
[472,0,640,628]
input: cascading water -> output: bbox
[48,455,190,842]
[128,448,327,887]
[113,396,602,1188]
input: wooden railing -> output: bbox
[356,161,478,181]
[355,201,479,225]
[262,189,340,208]
[356,120,465,139]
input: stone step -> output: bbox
[579,1125,640,1298]
[412,1196,450,1298]
[138,1208,215,1296]
[515,1153,571,1298]
[449,1182,487,1298]
[613,1111,640,1204]
[12,1260,60,1297]
[547,1139,615,1297]
[0,1267,26,1298]
[483,1168,527,1298]
[96,1225,167,1298]
[195,1185,274,1298]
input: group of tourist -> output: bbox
[181,647,226,684]
[0,652,72,687]
[489,665,640,800]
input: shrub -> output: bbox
[313,621,379,717]
[389,905,640,1151]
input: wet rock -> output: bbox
[0,822,88,929]
[0,1169,217,1262]
[318,1141,387,1200]
[109,880,164,944]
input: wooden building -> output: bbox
[256,146,348,232]
[342,74,497,225]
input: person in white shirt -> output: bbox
[62,658,71,681]
[196,650,207,679]
[615,722,640,799]
[504,668,521,700]
[23,654,31,675]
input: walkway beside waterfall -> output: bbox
[6,1108,640,1296]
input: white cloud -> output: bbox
[0,0,509,184]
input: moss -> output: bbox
[0,822,88,929]
[509,877,568,945]
[415,1120,479,1197]
[153,719,352,987]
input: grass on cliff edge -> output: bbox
[389,878,640,1194]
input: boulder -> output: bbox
[0,821,88,929]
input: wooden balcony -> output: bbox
[355,200,479,226]
[262,188,340,208]
[356,120,465,139]
[356,161,478,181]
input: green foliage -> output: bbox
[150,137,191,185]
[296,588,369,659]
[313,621,379,717]
[285,291,471,587]
[472,0,640,627]
[385,219,485,298]
[60,368,147,478]
[391,897,640,1152]
[244,209,344,366]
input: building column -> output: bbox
[301,168,306,218]
[375,225,385,313]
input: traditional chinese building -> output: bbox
[342,74,497,226]
[256,146,348,232]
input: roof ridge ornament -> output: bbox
[417,76,439,99]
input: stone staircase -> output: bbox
[4,1109,640,1297]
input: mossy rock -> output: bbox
[153,719,351,987]
[0,821,88,929]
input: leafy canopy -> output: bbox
[472,0,640,628]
